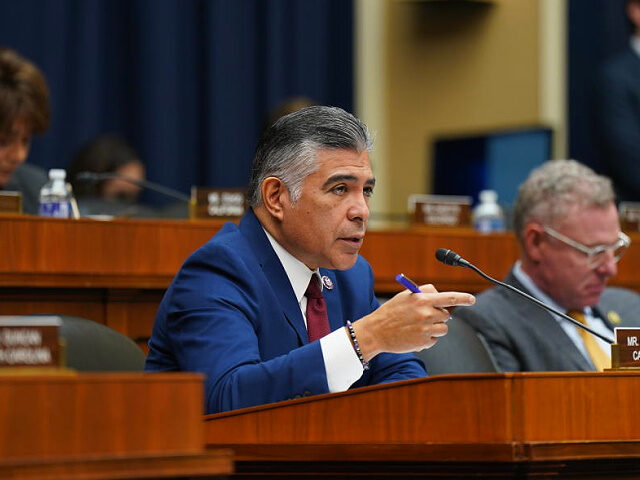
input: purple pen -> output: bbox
[395,273,421,293]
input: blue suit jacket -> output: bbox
[595,46,640,201]
[146,209,425,413]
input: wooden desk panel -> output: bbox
[2,215,639,346]
[0,215,225,348]
[0,215,220,288]
[0,451,232,480]
[362,226,640,294]
[361,227,519,293]
[205,371,640,446]
[204,372,640,478]
[0,373,204,459]
[0,373,232,478]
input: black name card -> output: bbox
[619,202,640,232]
[190,187,247,220]
[611,327,640,369]
[0,316,61,368]
[0,191,22,215]
[408,194,472,227]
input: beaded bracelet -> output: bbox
[345,320,369,370]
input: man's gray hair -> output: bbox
[248,106,373,206]
[513,159,616,242]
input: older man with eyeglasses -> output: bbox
[455,159,640,372]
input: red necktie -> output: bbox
[305,276,330,342]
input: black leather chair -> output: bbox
[31,315,147,371]
[414,315,499,375]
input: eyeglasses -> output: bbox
[543,226,631,269]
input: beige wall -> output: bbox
[356,0,566,220]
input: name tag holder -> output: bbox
[619,202,640,232]
[190,187,247,220]
[408,194,472,228]
[0,316,63,371]
[610,328,640,370]
[0,191,22,215]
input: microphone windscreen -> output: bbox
[435,248,461,266]
[435,248,448,264]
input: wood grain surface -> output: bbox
[2,215,639,348]
[0,372,232,478]
[203,372,640,478]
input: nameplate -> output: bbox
[408,194,472,227]
[611,327,640,369]
[0,191,22,214]
[190,187,247,220]
[0,316,61,368]
[619,202,640,232]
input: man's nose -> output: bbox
[347,193,370,223]
[595,251,618,278]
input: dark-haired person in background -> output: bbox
[0,47,50,214]
[594,0,640,201]
[455,160,640,372]
[146,106,476,414]
[67,134,149,217]
[263,96,316,131]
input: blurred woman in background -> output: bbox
[0,47,50,214]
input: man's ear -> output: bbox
[628,0,640,32]
[522,223,546,263]
[260,177,289,221]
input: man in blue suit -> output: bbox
[146,106,476,414]
[594,0,640,201]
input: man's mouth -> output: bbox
[339,235,364,246]
[584,282,606,296]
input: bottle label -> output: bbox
[39,202,71,218]
[474,217,505,233]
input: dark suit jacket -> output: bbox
[454,269,640,372]
[595,46,640,201]
[3,163,48,214]
[145,208,425,414]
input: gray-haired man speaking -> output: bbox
[146,106,475,413]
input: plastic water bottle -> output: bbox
[39,169,73,218]
[472,190,505,233]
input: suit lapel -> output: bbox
[503,271,593,371]
[238,209,308,344]
[627,47,640,77]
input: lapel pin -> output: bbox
[321,275,334,290]
[607,310,621,325]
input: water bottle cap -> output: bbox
[48,169,67,180]
[479,189,498,203]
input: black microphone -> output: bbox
[435,248,470,267]
[435,248,614,344]
[75,171,191,203]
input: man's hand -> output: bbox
[351,284,475,361]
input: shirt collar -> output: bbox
[512,261,591,316]
[262,227,321,305]
[631,36,640,58]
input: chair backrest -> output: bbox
[57,315,146,371]
[415,315,499,375]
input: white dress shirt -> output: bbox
[631,35,640,58]
[512,261,612,368]
[263,229,364,392]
